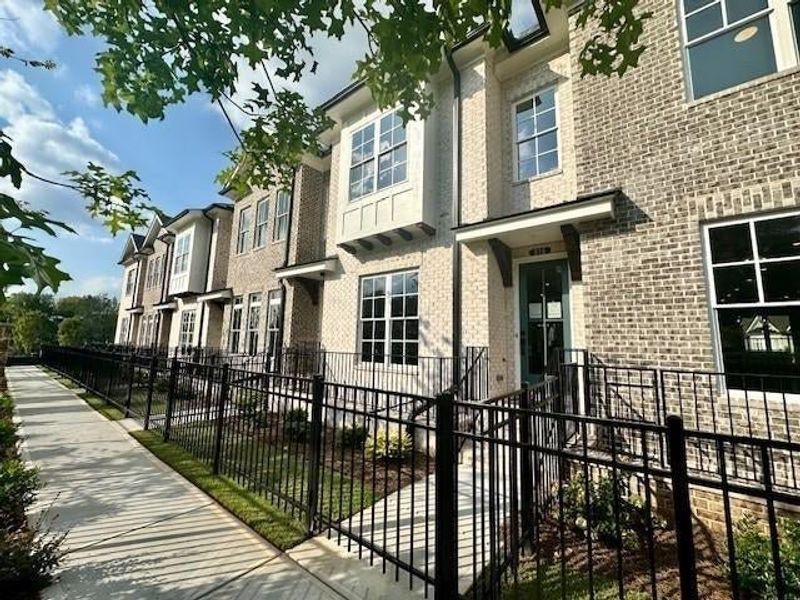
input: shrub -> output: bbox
[284,409,309,441]
[341,425,368,449]
[559,473,660,552]
[365,430,412,461]
[0,461,39,531]
[0,395,13,420]
[239,397,269,427]
[0,420,19,458]
[732,515,800,598]
[0,524,65,600]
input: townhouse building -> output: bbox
[115,0,800,398]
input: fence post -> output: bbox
[143,354,157,430]
[666,415,699,600]
[163,356,178,442]
[212,364,230,475]
[518,385,535,540]
[434,390,458,599]
[305,374,325,533]
[124,354,135,418]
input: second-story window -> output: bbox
[146,255,162,289]
[273,191,290,242]
[349,110,408,201]
[246,293,262,354]
[680,0,798,100]
[792,0,800,52]
[377,112,407,190]
[125,268,136,296]
[515,87,558,181]
[179,309,196,348]
[173,232,192,275]
[229,296,243,352]
[254,199,269,248]
[237,206,252,254]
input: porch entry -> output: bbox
[518,259,570,384]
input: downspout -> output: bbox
[197,209,215,348]
[446,50,463,388]
[277,168,298,356]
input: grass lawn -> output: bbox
[132,429,307,550]
[43,368,126,421]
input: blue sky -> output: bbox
[0,0,364,298]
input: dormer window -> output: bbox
[173,232,192,275]
[349,110,407,201]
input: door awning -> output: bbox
[453,189,619,247]
[197,288,233,304]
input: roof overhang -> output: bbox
[154,301,178,312]
[454,190,619,247]
[275,257,340,281]
[197,288,233,304]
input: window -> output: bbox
[273,191,290,242]
[514,88,558,181]
[705,212,800,390]
[507,0,544,43]
[246,293,262,354]
[349,110,408,201]
[359,270,419,366]
[179,310,196,348]
[349,123,375,200]
[139,314,156,346]
[125,268,136,296]
[118,316,129,343]
[377,112,408,190]
[266,290,282,355]
[254,199,269,248]
[792,0,800,52]
[146,256,162,289]
[229,297,243,352]
[680,0,798,100]
[237,206,252,254]
[173,232,192,275]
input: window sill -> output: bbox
[512,168,563,187]
[686,66,800,109]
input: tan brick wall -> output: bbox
[567,0,800,367]
[140,237,170,308]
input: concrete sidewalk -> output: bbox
[8,366,348,600]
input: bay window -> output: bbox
[349,110,407,201]
[680,0,799,100]
[359,270,419,366]
[705,212,800,390]
[173,232,191,275]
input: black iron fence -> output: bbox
[40,346,800,599]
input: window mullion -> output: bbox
[750,220,766,304]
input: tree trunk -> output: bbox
[0,322,10,393]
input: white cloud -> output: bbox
[59,274,121,298]
[74,83,100,107]
[0,68,119,230]
[0,0,61,54]
[213,26,368,131]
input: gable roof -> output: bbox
[118,233,144,265]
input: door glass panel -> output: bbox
[521,261,569,383]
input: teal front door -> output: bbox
[519,260,571,384]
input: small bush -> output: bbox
[560,473,661,552]
[0,395,13,420]
[283,409,309,441]
[0,420,19,458]
[239,397,269,427]
[0,461,39,531]
[365,430,412,461]
[341,425,368,449]
[732,515,800,598]
[0,524,65,600]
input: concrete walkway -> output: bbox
[9,366,349,600]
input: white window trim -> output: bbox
[358,268,420,367]
[678,0,800,101]
[266,289,282,354]
[511,85,560,184]
[246,293,262,354]
[179,309,196,348]
[229,296,243,353]
[348,109,409,203]
[254,198,269,249]
[237,206,252,254]
[272,191,290,243]
[125,268,136,296]
[702,209,800,395]
[173,231,192,276]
